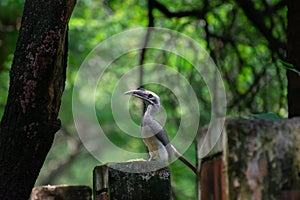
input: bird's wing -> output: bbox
[155,128,171,146]
[148,120,170,146]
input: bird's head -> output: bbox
[125,88,161,114]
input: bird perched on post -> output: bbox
[125,88,197,174]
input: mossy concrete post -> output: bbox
[197,118,300,200]
[93,161,171,200]
[30,185,92,200]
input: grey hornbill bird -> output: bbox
[125,88,197,174]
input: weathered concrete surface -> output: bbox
[31,185,92,200]
[93,161,171,200]
[198,118,300,200]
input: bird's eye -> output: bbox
[148,94,153,98]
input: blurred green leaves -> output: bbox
[0,0,287,199]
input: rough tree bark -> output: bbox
[0,0,76,199]
[287,0,300,118]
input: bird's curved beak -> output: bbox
[124,89,151,104]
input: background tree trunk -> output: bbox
[0,0,76,199]
[287,0,300,118]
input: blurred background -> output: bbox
[0,0,287,199]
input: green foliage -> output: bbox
[0,0,23,116]
[0,0,23,20]
[251,112,282,120]
[279,59,300,76]
[0,0,287,199]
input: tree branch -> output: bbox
[271,0,286,12]
[235,0,286,58]
[138,0,154,87]
[152,0,204,19]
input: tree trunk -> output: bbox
[0,0,76,199]
[287,0,300,117]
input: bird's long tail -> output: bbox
[171,145,197,174]
[178,155,197,174]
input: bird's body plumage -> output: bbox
[141,115,172,162]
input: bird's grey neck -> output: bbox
[142,105,156,127]
[144,104,158,118]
